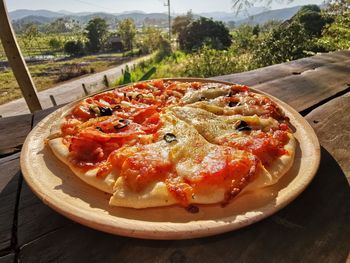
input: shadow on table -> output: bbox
[17,146,350,263]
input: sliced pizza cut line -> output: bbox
[109,112,270,209]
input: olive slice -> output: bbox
[98,107,113,116]
[163,133,177,143]
[114,119,130,129]
[136,94,144,100]
[228,101,239,107]
[113,105,121,110]
[236,120,252,131]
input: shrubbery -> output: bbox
[64,40,85,57]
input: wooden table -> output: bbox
[1,50,349,263]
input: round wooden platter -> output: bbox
[20,78,320,240]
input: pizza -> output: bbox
[46,80,296,211]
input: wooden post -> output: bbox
[0,0,42,112]
[103,75,110,88]
[49,95,57,106]
[82,83,88,95]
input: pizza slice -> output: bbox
[171,106,295,191]
[109,112,266,208]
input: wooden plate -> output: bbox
[20,78,320,240]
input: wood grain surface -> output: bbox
[213,50,350,88]
[17,147,350,263]
[0,114,32,157]
[306,92,350,181]
[0,155,20,251]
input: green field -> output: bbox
[0,52,138,105]
[0,34,85,60]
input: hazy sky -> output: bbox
[7,0,324,13]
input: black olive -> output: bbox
[227,91,234,97]
[98,107,113,116]
[228,101,239,107]
[236,120,252,131]
[136,94,143,100]
[163,133,177,143]
[199,97,207,101]
[114,119,129,129]
[113,105,121,110]
[96,127,103,132]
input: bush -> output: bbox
[48,38,63,51]
[57,64,89,82]
[183,46,254,77]
[254,22,316,67]
[154,37,172,62]
[178,17,232,52]
[64,40,85,57]
[85,18,108,53]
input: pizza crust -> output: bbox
[48,138,116,194]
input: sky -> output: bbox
[7,0,325,14]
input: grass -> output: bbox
[0,52,140,105]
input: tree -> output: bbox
[46,18,70,34]
[48,38,63,51]
[293,5,327,37]
[138,26,163,54]
[23,23,39,40]
[85,18,108,53]
[154,37,172,62]
[64,40,85,57]
[178,17,232,52]
[172,11,194,35]
[117,18,137,51]
[319,0,350,50]
[231,24,257,53]
[254,22,315,67]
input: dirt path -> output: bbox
[0,55,151,117]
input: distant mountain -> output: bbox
[235,6,302,25]
[9,6,308,29]
[9,9,65,20]
[10,10,170,28]
[199,7,268,22]
[12,15,56,25]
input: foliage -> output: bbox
[64,40,85,57]
[85,18,108,53]
[137,26,163,54]
[319,10,350,50]
[172,11,194,35]
[117,18,137,51]
[231,24,258,53]
[23,24,40,40]
[178,17,232,52]
[57,64,89,82]
[48,38,63,51]
[293,5,327,37]
[46,18,72,34]
[254,22,315,67]
[154,37,172,62]
[324,0,349,15]
[119,64,157,84]
[183,46,254,77]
